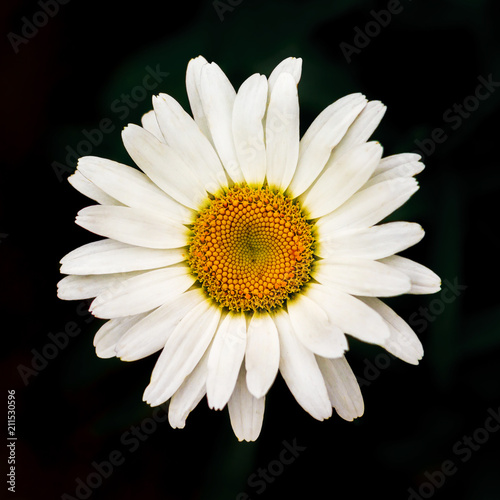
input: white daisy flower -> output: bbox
[58,56,441,442]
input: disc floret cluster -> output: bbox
[188,185,315,311]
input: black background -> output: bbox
[2,0,500,498]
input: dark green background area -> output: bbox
[1,0,499,498]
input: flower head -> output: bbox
[58,56,441,441]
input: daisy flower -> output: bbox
[57,56,441,441]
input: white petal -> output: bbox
[366,163,424,188]
[288,93,367,197]
[168,347,210,429]
[153,93,227,193]
[140,110,163,142]
[316,222,425,260]
[122,124,207,210]
[186,56,212,142]
[301,141,382,219]
[93,313,148,358]
[365,158,424,189]
[206,312,247,410]
[199,62,245,183]
[359,297,424,365]
[89,265,194,318]
[273,310,332,420]
[75,205,189,249]
[314,258,411,297]
[316,356,364,421]
[245,311,280,399]
[372,153,422,175]
[265,73,300,191]
[305,283,390,345]
[115,289,207,361]
[380,255,441,294]
[315,177,419,234]
[268,57,302,93]
[68,171,121,206]
[286,293,347,357]
[60,239,187,275]
[232,74,268,187]
[57,271,142,300]
[228,364,265,442]
[76,156,193,224]
[144,300,221,406]
[329,100,386,163]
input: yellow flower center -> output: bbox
[188,185,315,311]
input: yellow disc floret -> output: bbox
[188,185,315,311]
